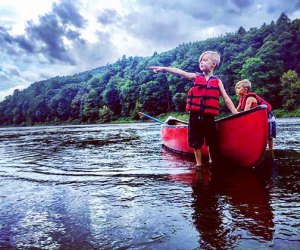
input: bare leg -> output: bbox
[207,146,213,163]
[268,138,274,150]
[194,148,202,166]
[268,138,274,157]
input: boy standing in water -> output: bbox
[235,79,276,150]
[149,51,238,167]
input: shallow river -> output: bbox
[0,118,299,249]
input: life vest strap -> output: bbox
[186,102,219,110]
[187,95,219,100]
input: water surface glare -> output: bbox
[0,119,299,249]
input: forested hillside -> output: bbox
[0,13,299,126]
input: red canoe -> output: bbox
[161,105,269,168]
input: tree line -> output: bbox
[0,13,299,126]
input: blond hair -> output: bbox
[199,51,221,68]
[235,79,252,91]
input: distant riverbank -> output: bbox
[273,108,300,117]
[1,108,299,128]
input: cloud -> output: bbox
[232,0,254,9]
[22,0,88,64]
[25,14,77,64]
[0,1,125,100]
[266,0,300,15]
[53,0,86,27]
[0,0,87,66]
[0,26,16,54]
[15,35,35,53]
[0,66,27,91]
[122,10,184,45]
[97,9,121,25]
[0,71,10,87]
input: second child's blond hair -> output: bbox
[235,79,252,91]
[199,51,221,68]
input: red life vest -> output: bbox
[186,73,220,116]
[240,92,272,112]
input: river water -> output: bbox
[0,118,299,249]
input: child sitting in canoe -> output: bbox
[235,79,276,150]
[149,51,238,167]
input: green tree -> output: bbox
[120,80,139,116]
[172,93,187,112]
[280,70,300,111]
[139,80,169,115]
[240,57,265,86]
[99,105,114,122]
[256,40,285,107]
[82,89,101,121]
[34,95,49,122]
[102,83,121,115]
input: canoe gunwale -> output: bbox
[163,105,268,127]
[161,125,187,128]
[216,105,268,123]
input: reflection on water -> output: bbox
[0,118,299,249]
[192,161,275,249]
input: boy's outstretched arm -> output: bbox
[149,66,195,81]
[218,80,238,114]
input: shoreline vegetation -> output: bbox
[1,108,299,128]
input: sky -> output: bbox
[0,0,299,101]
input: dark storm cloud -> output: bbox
[232,0,254,9]
[15,35,35,53]
[266,0,300,15]
[52,0,86,27]
[25,14,76,64]
[0,26,12,44]
[0,26,22,56]
[0,0,86,65]
[65,29,84,44]
[97,9,120,25]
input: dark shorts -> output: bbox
[188,112,217,149]
[268,112,276,139]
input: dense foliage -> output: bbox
[0,13,299,126]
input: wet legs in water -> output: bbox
[194,148,202,167]
[194,147,213,167]
[268,138,274,150]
